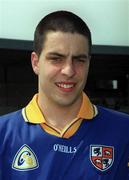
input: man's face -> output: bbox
[31,31,90,107]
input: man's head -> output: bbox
[31,11,92,108]
[33,10,92,57]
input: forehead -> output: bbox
[43,31,89,54]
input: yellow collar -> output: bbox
[22,92,98,124]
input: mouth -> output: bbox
[55,82,76,92]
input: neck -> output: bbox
[38,93,83,130]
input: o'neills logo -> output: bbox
[53,144,77,154]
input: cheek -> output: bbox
[77,66,89,79]
[40,65,60,80]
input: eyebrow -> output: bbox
[72,54,88,59]
[46,52,88,59]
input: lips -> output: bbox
[55,82,76,92]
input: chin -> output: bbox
[54,94,81,107]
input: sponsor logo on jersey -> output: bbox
[90,145,114,172]
[53,144,77,153]
[12,144,39,171]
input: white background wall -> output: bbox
[0,0,129,46]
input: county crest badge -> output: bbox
[12,144,39,171]
[90,145,114,172]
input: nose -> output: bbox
[61,59,75,77]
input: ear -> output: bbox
[31,52,39,75]
[87,55,91,67]
[88,54,91,61]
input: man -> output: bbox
[0,10,129,180]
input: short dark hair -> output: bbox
[33,10,92,56]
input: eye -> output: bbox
[47,56,64,64]
[74,58,87,63]
[51,57,61,61]
[78,59,86,62]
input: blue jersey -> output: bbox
[0,106,129,179]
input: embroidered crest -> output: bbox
[12,144,39,171]
[90,145,114,171]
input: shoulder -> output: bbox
[0,110,23,145]
[97,105,129,121]
[94,106,129,141]
[0,109,22,120]
[0,110,23,129]
[95,105,129,130]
